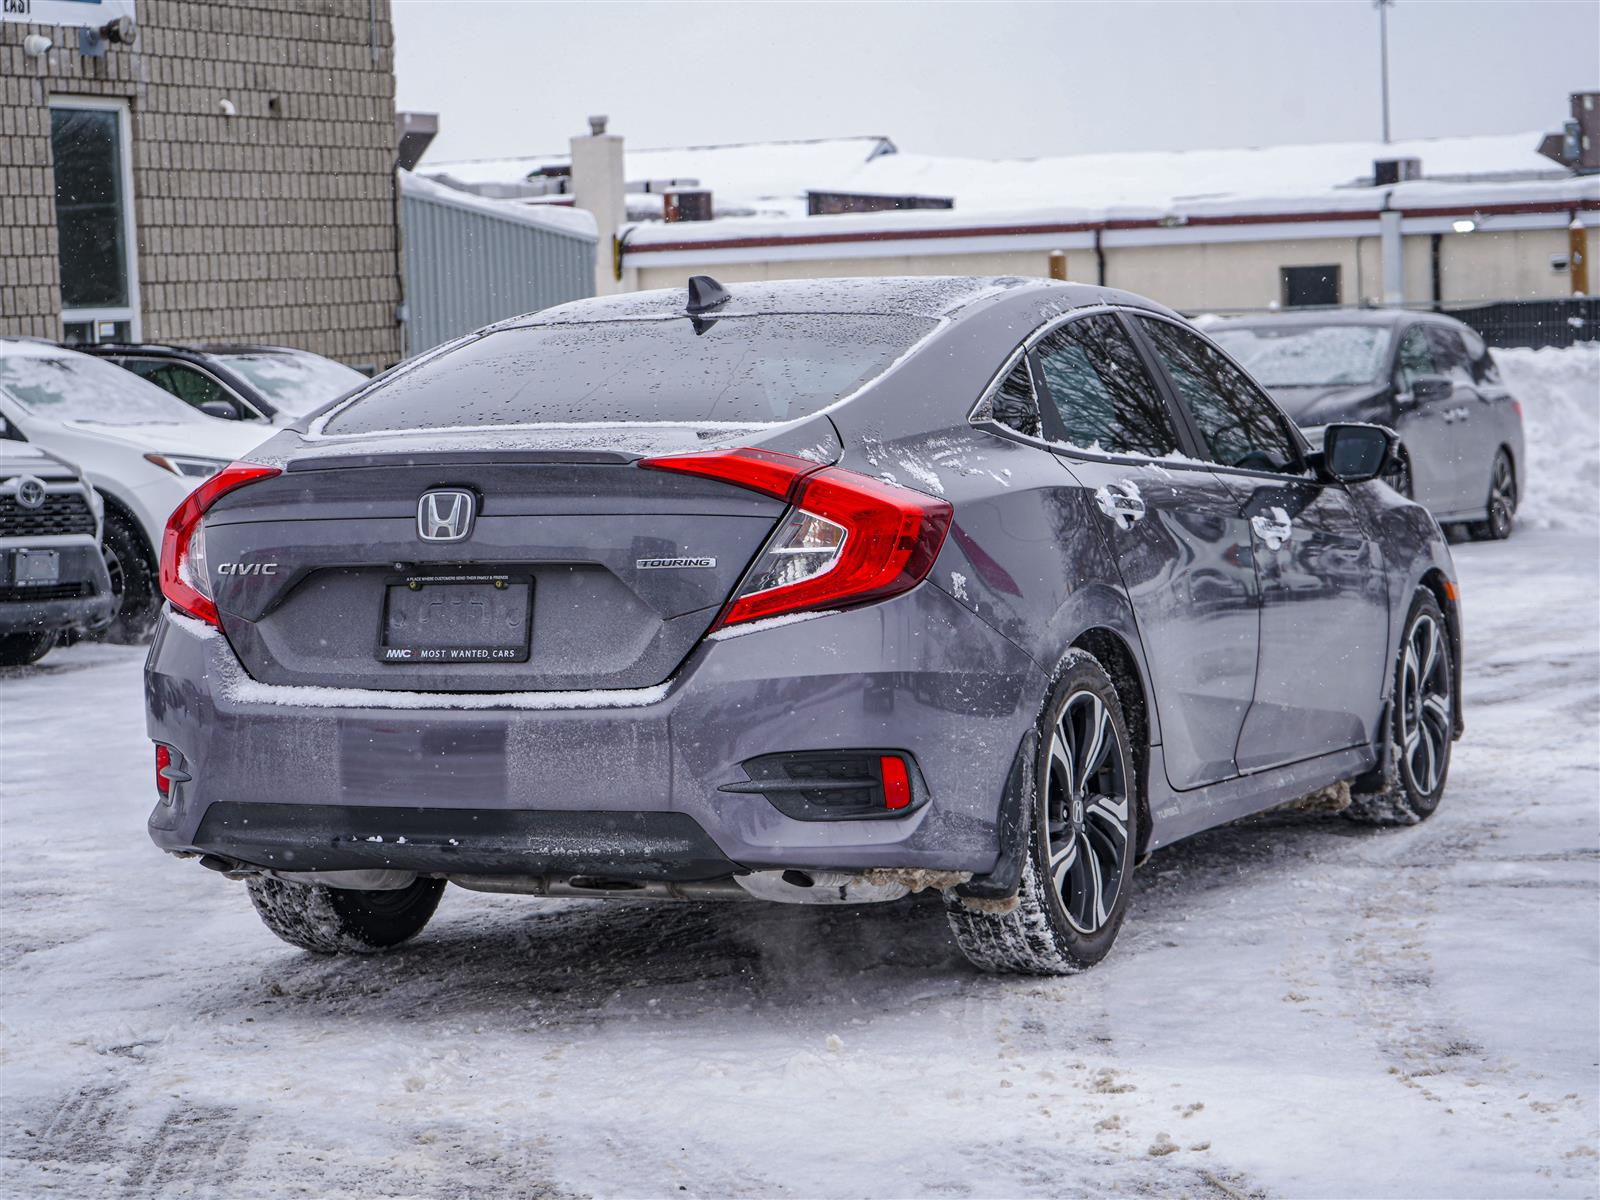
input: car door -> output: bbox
[1031,311,1260,791]
[1423,322,1492,515]
[1133,314,1390,773]
[1392,325,1466,513]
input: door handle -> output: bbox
[1250,506,1293,550]
[1095,481,1146,530]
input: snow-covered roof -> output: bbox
[423,136,897,215]
[425,130,1568,223]
[821,131,1565,217]
[399,169,598,240]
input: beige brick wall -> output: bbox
[0,0,402,367]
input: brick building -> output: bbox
[1,0,403,369]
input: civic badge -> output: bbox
[417,489,475,543]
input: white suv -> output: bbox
[0,340,269,640]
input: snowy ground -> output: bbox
[2,352,1597,1199]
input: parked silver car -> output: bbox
[1209,310,1525,540]
[0,430,114,665]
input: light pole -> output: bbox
[1376,0,1395,143]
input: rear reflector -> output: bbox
[721,750,925,821]
[641,447,952,628]
[155,744,173,798]
[159,461,282,627]
[881,755,911,810]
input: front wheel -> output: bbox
[945,650,1139,974]
[0,632,56,666]
[1345,590,1455,825]
[245,875,445,953]
[99,509,160,644]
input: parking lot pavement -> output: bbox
[2,527,1596,1199]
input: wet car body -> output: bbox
[143,277,1462,969]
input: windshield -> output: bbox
[0,352,212,426]
[322,314,939,435]
[1211,324,1393,388]
[219,351,368,418]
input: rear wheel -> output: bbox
[1467,449,1516,541]
[1346,590,1454,825]
[99,509,159,644]
[0,632,56,666]
[245,875,445,953]
[945,651,1138,974]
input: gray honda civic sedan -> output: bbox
[144,277,1462,974]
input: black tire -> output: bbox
[1467,448,1517,541]
[245,875,445,954]
[1345,590,1454,826]
[0,632,56,666]
[945,649,1139,974]
[99,508,160,644]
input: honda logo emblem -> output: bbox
[417,489,476,543]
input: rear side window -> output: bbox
[1138,317,1299,473]
[990,358,1042,438]
[1033,314,1179,458]
[323,314,938,434]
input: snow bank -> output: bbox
[1494,344,1600,531]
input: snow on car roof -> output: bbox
[516,275,1046,324]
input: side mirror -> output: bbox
[1320,423,1393,484]
[1408,374,1453,404]
[198,400,239,420]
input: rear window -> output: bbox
[323,314,938,435]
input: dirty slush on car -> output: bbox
[145,277,1462,974]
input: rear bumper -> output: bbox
[145,586,1045,879]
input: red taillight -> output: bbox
[1512,398,1523,422]
[159,461,281,626]
[155,743,173,798]
[880,755,911,811]
[642,448,953,628]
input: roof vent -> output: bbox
[686,275,731,315]
[1373,157,1422,186]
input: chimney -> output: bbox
[663,190,713,222]
[1538,92,1600,174]
[570,115,626,295]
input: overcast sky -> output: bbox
[393,1,1598,165]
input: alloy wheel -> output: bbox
[1043,691,1130,934]
[1398,614,1451,795]
[103,541,126,607]
[1488,452,1517,538]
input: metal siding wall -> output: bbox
[402,192,595,354]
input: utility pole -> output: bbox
[1376,0,1395,143]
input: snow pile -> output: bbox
[1494,343,1600,531]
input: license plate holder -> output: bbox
[379,574,532,664]
[12,550,61,587]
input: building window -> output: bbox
[50,98,140,344]
[1280,264,1341,308]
